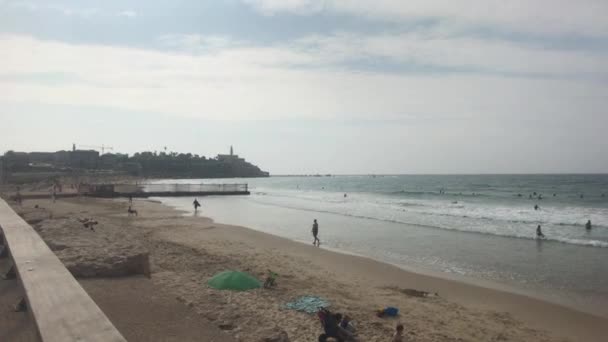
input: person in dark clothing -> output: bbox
[586,220,592,230]
[193,198,201,212]
[312,219,320,246]
[536,225,545,239]
[318,309,356,342]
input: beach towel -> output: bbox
[285,295,330,314]
[377,306,399,317]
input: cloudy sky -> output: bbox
[1,0,607,174]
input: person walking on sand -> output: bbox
[312,219,320,246]
[586,220,592,230]
[193,198,201,212]
[536,225,545,239]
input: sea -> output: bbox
[152,174,608,317]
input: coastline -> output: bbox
[188,220,608,342]
[10,196,608,341]
[159,200,608,341]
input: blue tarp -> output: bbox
[284,295,330,314]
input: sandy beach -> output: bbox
[5,196,608,341]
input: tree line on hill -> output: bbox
[0,150,269,178]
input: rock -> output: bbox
[36,218,150,278]
[218,322,235,330]
[18,209,49,225]
[257,329,290,342]
[65,252,150,278]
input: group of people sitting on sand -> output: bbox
[317,308,357,341]
[318,307,407,341]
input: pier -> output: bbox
[5,183,250,200]
[109,183,250,197]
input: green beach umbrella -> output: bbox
[207,270,261,291]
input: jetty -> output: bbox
[101,183,249,198]
[7,183,250,200]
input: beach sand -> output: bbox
[7,196,608,341]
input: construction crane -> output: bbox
[77,144,114,155]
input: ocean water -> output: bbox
[152,174,608,316]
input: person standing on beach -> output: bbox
[193,198,201,212]
[312,219,320,246]
[536,225,545,239]
[15,187,22,206]
[392,324,406,342]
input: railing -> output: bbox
[0,198,126,342]
[114,183,248,194]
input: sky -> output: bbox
[1,0,607,174]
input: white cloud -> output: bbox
[158,34,238,52]
[0,34,606,124]
[117,10,137,18]
[242,0,327,15]
[8,1,99,17]
[292,32,608,76]
[243,0,608,37]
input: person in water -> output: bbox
[193,198,201,212]
[312,219,320,246]
[586,220,592,230]
[536,225,545,239]
[534,204,539,210]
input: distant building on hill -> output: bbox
[216,146,269,177]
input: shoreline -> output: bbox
[12,196,608,341]
[320,243,607,320]
[157,199,608,341]
[198,221,608,342]
[162,195,608,320]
